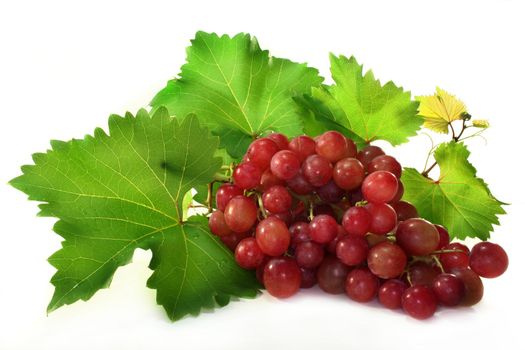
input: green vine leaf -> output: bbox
[9,108,259,319]
[300,55,422,146]
[150,31,323,159]
[402,142,506,240]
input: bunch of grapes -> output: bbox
[208,131,509,320]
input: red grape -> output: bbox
[379,279,408,309]
[402,285,437,320]
[215,183,243,211]
[469,242,508,278]
[233,162,262,190]
[366,203,397,235]
[224,195,258,233]
[439,243,470,272]
[255,217,291,256]
[345,267,380,303]
[316,131,348,162]
[362,171,399,204]
[336,235,369,266]
[432,273,465,306]
[300,267,317,288]
[368,155,402,178]
[344,138,358,158]
[245,138,279,170]
[333,157,365,190]
[309,214,338,243]
[357,145,385,167]
[302,154,333,186]
[316,180,345,203]
[235,237,265,269]
[220,231,251,251]
[451,268,484,306]
[407,261,440,286]
[263,257,301,298]
[289,135,316,162]
[391,200,419,221]
[368,242,407,279]
[266,132,289,150]
[295,241,325,268]
[434,225,450,249]
[271,150,301,180]
[262,185,292,214]
[259,168,285,192]
[209,210,232,237]
[287,172,315,195]
[316,256,350,294]
[289,221,311,247]
[342,206,371,236]
[396,218,440,256]
[389,181,404,203]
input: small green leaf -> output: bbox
[10,108,259,318]
[402,142,506,240]
[147,216,259,321]
[318,55,422,145]
[150,32,323,159]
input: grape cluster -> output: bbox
[208,131,509,320]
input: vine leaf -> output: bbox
[150,31,323,159]
[402,142,506,240]
[416,87,468,133]
[299,55,421,146]
[9,108,258,320]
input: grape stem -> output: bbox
[205,182,214,214]
[213,172,231,183]
[431,255,445,273]
[256,193,268,219]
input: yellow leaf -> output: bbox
[416,87,467,133]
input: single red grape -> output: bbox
[259,168,286,192]
[263,257,301,298]
[434,225,450,249]
[333,157,365,190]
[266,132,289,150]
[342,206,371,236]
[377,279,408,310]
[295,241,325,268]
[233,162,262,190]
[316,131,348,162]
[396,218,440,256]
[316,180,345,203]
[270,150,301,180]
[362,171,399,204]
[402,285,437,320]
[336,235,369,266]
[208,210,232,237]
[366,203,397,235]
[262,185,292,214]
[451,268,484,306]
[368,155,402,178]
[357,145,385,168]
[289,135,316,162]
[302,154,333,187]
[245,138,279,170]
[345,267,380,303]
[300,267,317,288]
[255,217,291,256]
[368,242,407,279]
[224,195,258,233]
[316,256,350,294]
[235,237,265,269]
[391,200,419,221]
[469,242,509,278]
[309,214,338,243]
[432,273,465,306]
[439,242,470,272]
[379,279,408,309]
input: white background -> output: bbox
[1,0,524,349]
